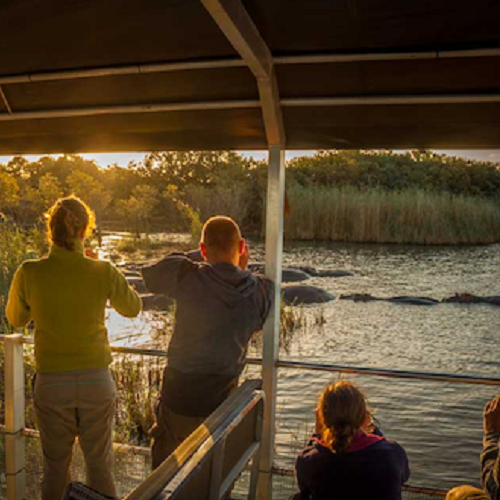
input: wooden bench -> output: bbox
[123,379,265,500]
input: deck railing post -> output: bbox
[5,334,26,500]
[257,146,285,500]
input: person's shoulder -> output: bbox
[252,272,274,289]
[20,255,50,273]
[374,438,408,459]
[85,257,115,274]
[383,438,406,450]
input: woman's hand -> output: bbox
[484,395,500,433]
[85,247,99,260]
[361,411,372,432]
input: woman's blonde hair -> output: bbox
[45,196,95,251]
[317,380,369,454]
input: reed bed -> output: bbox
[284,185,500,245]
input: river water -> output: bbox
[105,235,500,491]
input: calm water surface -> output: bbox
[105,236,500,490]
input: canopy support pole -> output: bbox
[258,145,285,500]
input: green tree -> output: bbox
[67,171,111,240]
[0,170,20,215]
[26,173,63,216]
[117,185,160,236]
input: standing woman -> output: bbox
[6,196,142,499]
[295,380,410,500]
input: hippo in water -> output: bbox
[442,293,500,306]
[340,293,439,306]
[386,296,439,306]
[339,293,380,302]
[291,266,354,278]
[282,285,335,305]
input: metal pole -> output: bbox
[257,146,285,500]
[4,334,25,500]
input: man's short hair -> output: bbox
[202,216,242,254]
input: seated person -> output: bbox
[142,215,273,468]
[294,380,410,500]
[447,395,500,500]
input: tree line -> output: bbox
[1,150,499,237]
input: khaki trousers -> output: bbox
[446,486,490,500]
[150,402,204,469]
[34,368,117,500]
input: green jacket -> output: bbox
[6,241,141,373]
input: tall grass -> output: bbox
[0,220,47,323]
[284,185,500,244]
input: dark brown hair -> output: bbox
[317,380,369,454]
[45,196,95,251]
[201,216,241,255]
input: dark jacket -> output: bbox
[295,433,410,500]
[142,253,273,416]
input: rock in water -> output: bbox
[282,285,335,305]
[126,277,148,294]
[141,294,174,312]
[248,263,311,283]
[282,269,311,282]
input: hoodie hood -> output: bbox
[203,262,259,306]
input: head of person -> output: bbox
[200,216,244,266]
[317,380,371,454]
[45,196,95,251]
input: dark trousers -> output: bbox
[150,401,205,469]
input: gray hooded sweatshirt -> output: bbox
[142,253,273,416]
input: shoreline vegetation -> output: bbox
[0,150,499,246]
[285,185,500,245]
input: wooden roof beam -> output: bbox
[200,0,285,146]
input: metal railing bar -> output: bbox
[274,359,500,386]
[0,424,151,456]
[271,467,448,497]
[2,335,499,385]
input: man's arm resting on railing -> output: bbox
[5,265,31,328]
[482,431,500,500]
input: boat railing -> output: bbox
[2,333,499,499]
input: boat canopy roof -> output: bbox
[1,0,500,153]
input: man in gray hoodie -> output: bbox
[142,216,273,468]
